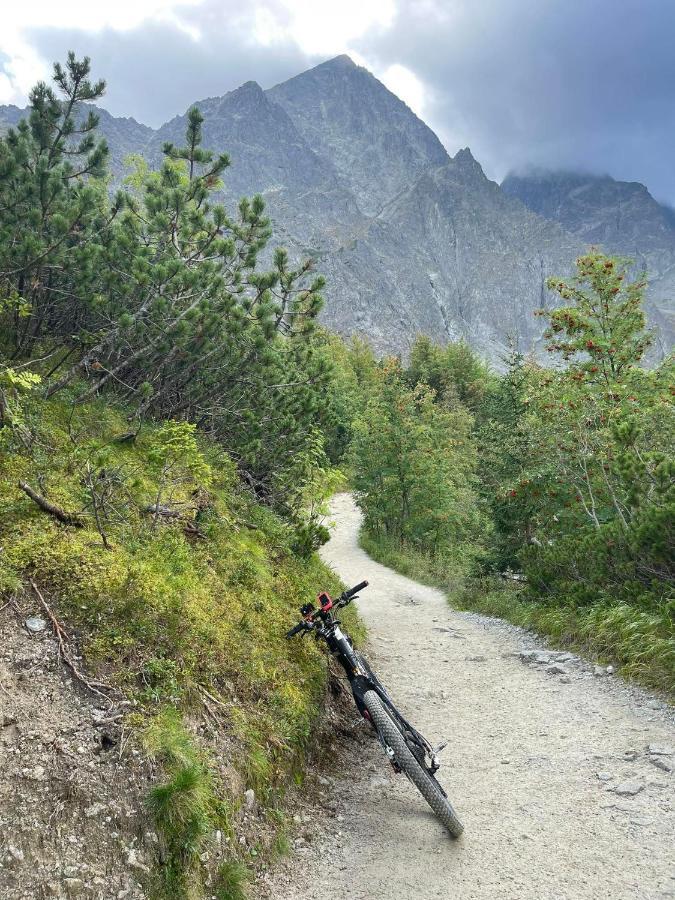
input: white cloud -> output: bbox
[253,0,396,55]
[379,63,425,117]
[0,0,204,102]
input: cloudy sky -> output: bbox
[2,0,674,203]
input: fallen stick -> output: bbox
[29,580,114,704]
[19,482,84,528]
[142,504,206,539]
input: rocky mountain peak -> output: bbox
[267,56,448,214]
[318,53,358,71]
[451,147,488,181]
[2,55,672,360]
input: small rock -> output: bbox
[64,878,84,896]
[609,780,644,797]
[648,744,673,756]
[8,845,24,862]
[545,664,567,675]
[125,848,149,873]
[25,616,47,633]
[606,665,615,675]
[369,774,388,790]
[593,665,606,677]
[559,676,572,684]
[244,788,255,810]
[84,802,106,818]
[649,757,673,773]
[623,750,639,761]
[596,772,613,781]
[466,655,486,662]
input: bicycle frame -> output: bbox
[299,600,441,776]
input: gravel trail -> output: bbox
[263,494,674,900]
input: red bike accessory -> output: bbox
[317,591,333,611]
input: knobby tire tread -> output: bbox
[364,689,464,838]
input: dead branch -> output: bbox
[142,503,182,518]
[29,580,115,704]
[19,481,85,528]
[196,685,227,726]
[142,504,207,539]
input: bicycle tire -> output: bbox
[364,689,464,838]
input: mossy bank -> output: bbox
[0,391,361,898]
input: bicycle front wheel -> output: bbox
[364,689,464,838]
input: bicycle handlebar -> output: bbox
[342,580,369,601]
[286,580,369,639]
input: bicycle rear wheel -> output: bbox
[364,689,463,838]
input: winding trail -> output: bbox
[264,494,675,900]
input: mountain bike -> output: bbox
[286,580,463,837]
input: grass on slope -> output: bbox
[360,532,674,697]
[0,390,362,898]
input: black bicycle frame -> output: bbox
[321,617,435,762]
[286,583,439,773]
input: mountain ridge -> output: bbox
[1,54,672,360]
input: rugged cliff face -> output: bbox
[2,56,673,360]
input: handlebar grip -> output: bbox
[344,580,369,601]
[286,623,304,639]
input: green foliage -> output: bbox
[0,365,42,433]
[346,261,671,692]
[350,356,488,571]
[215,861,251,900]
[0,54,334,512]
[543,251,653,377]
[406,334,494,414]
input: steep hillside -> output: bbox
[0,392,359,898]
[149,79,364,252]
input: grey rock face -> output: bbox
[267,55,448,216]
[608,780,645,797]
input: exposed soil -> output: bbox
[0,592,150,900]
[260,493,675,900]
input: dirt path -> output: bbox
[262,494,675,900]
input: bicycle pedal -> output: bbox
[432,740,448,756]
